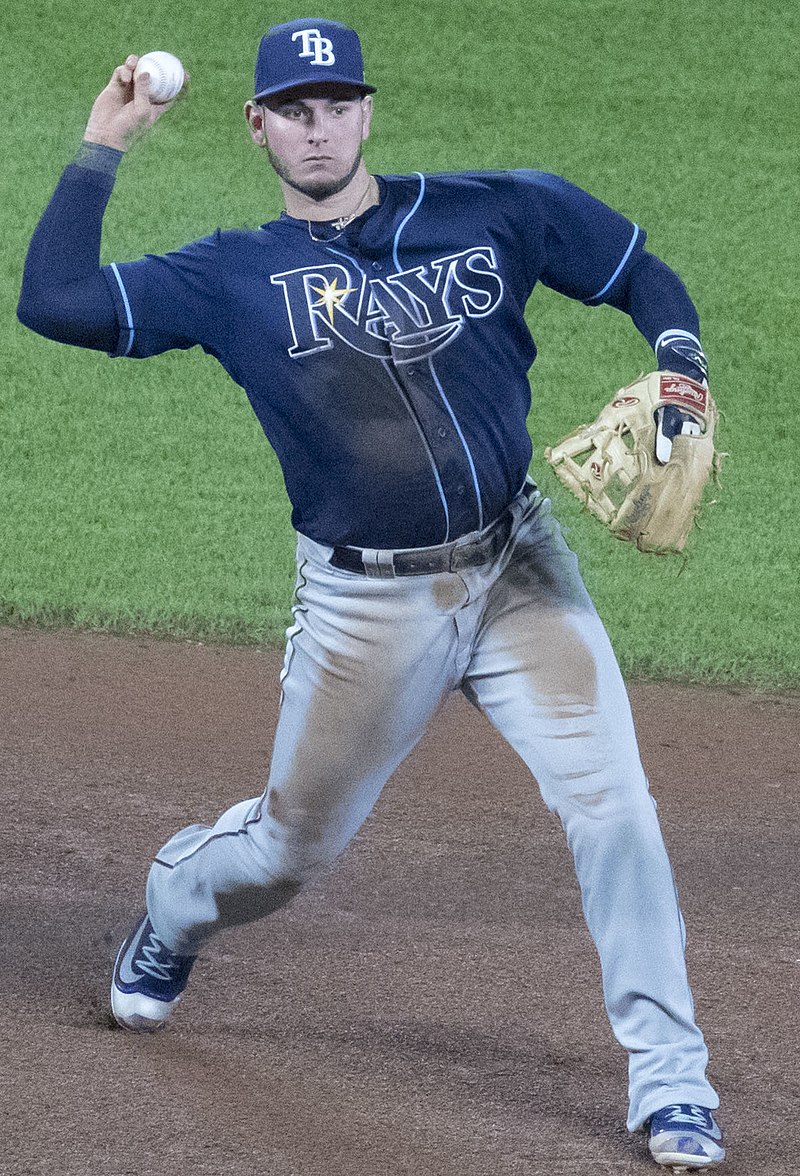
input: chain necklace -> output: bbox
[306,176,377,242]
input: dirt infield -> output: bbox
[1,626,797,1175]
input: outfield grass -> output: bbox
[3,0,798,685]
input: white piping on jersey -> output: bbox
[589,223,640,302]
[392,172,426,272]
[324,244,368,308]
[325,244,365,271]
[654,328,702,353]
[109,263,135,356]
[381,358,451,542]
[428,359,484,531]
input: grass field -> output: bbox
[3,0,798,685]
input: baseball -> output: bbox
[134,51,185,103]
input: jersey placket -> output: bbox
[387,357,483,542]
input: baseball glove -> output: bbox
[544,371,722,554]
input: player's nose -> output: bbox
[306,112,331,141]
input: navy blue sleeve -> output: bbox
[512,170,646,304]
[102,234,224,359]
[606,250,709,382]
[508,171,708,383]
[17,160,119,351]
[17,144,224,361]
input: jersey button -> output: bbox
[371,261,383,270]
[437,426,447,438]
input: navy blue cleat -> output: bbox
[648,1104,725,1170]
[111,914,197,1031]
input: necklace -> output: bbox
[306,176,377,242]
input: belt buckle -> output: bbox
[452,509,509,571]
[450,534,483,572]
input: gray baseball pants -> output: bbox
[146,485,719,1129]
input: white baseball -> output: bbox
[134,51,185,103]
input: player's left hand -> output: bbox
[544,371,724,555]
[654,403,702,464]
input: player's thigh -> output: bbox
[262,544,462,857]
[464,502,645,807]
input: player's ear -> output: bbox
[360,94,373,142]
[244,101,267,146]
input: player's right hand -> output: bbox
[83,55,177,152]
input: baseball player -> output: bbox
[18,19,724,1170]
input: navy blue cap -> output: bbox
[253,18,376,101]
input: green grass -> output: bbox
[3,0,799,685]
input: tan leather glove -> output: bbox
[544,371,723,554]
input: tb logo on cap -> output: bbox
[291,28,336,66]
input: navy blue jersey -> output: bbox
[100,170,645,547]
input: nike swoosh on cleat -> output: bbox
[114,927,148,986]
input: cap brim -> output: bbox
[253,78,376,101]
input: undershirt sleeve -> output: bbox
[17,160,120,351]
[18,147,223,361]
[605,250,709,381]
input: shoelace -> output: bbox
[659,1105,713,1129]
[137,929,180,981]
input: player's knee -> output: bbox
[251,791,358,877]
[247,817,338,885]
[550,773,654,824]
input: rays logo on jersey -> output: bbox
[271,246,504,361]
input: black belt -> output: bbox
[329,483,536,578]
